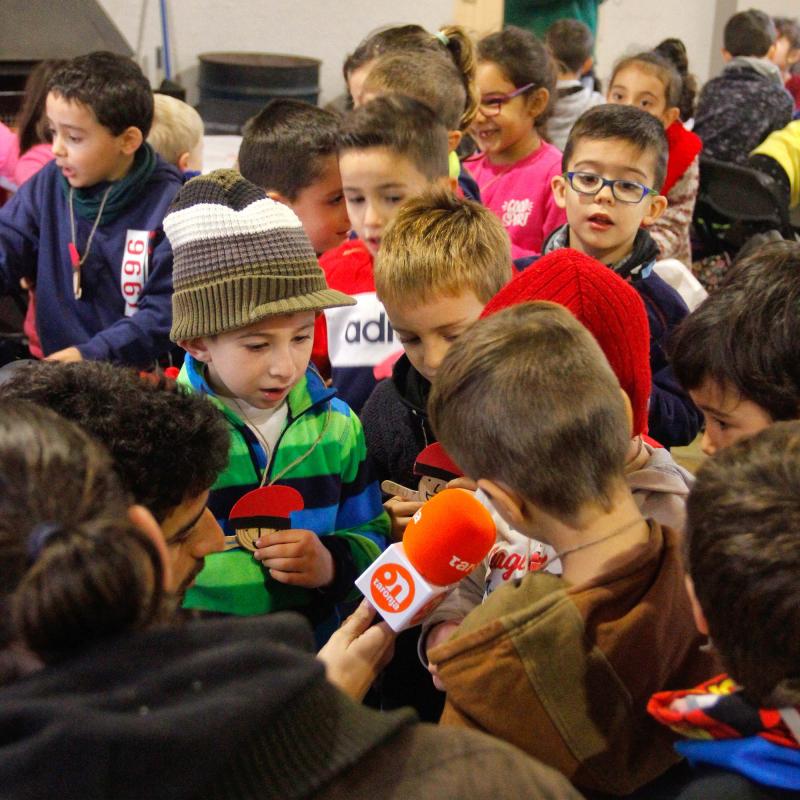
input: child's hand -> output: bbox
[317,599,396,701]
[446,476,478,492]
[253,528,334,588]
[45,346,83,363]
[384,495,423,541]
[425,620,460,691]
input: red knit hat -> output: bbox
[481,249,652,436]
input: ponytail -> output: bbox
[436,26,480,130]
[0,401,166,680]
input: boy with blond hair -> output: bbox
[314,95,455,413]
[147,93,204,174]
[164,169,389,632]
[360,186,512,721]
[426,302,717,796]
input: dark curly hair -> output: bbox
[0,362,230,522]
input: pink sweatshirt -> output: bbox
[0,123,54,187]
[467,141,566,258]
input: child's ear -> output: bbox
[684,575,710,636]
[447,129,463,153]
[266,190,291,206]
[766,42,778,62]
[551,173,567,209]
[180,337,213,363]
[721,48,732,62]
[642,192,668,226]
[119,126,144,156]
[476,478,528,529]
[620,388,634,437]
[435,174,459,193]
[581,56,594,76]
[177,151,190,172]
[661,106,681,128]
[527,87,550,119]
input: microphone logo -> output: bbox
[370,563,415,614]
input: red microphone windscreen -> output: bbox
[402,488,496,586]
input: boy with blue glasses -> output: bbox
[545,103,701,448]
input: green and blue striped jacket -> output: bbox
[179,356,389,619]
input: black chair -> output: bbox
[692,156,795,258]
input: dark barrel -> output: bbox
[197,52,321,134]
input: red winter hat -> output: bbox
[482,248,651,436]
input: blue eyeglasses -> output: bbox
[563,171,657,204]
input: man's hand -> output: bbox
[384,495,423,541]
[253,528,334,588]
[425,620,460,691]
[317,600,396,700]
[45,347,83,363]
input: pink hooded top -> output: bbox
[466,140,566,258]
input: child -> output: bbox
[0,60,63,188]
[772,16,800,83]
[165,169,389,628]
[545,103,702,447]
[346,24,481,202]
[237,99,350,256]
[0,51,183,367]
[147,93,204,175]
[670,240,800,456]
[654,38,699,124]
[694,9,793,165]
[466,26,565,258]
[357,187,512,723]
[0,60,65,361]
[608,51,702,266]
[648,421,800,796]
[364,188,513,536]
[315,95,453,412]
[422,248,694,673]
[425,302,717,796]
[544,18,603,151]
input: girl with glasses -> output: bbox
[466,26,565,258]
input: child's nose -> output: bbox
[363,202,383,230]
[51,132,67,158]
[700,427,717,457]
[268,345,294,378]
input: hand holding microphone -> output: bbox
[355,488,496,632]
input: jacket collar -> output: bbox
[179,355,336,426]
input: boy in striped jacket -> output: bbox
[164,169,389,635]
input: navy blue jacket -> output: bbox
[0,157,183,366]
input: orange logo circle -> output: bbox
[370,563,416,614]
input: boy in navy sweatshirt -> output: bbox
[0,52,183,367]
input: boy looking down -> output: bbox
[166,170,389,632]
[426,302,717,796]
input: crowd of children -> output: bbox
[1,7,799,798]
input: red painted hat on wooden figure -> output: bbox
[413,442,463,500]
[229,485,304,552]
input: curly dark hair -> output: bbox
[0,362,230,523]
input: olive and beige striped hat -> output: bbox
[164,168,354,341]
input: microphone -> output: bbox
[355,488,496,631]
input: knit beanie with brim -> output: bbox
[482,248,652,436]
[164,169,355,341]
